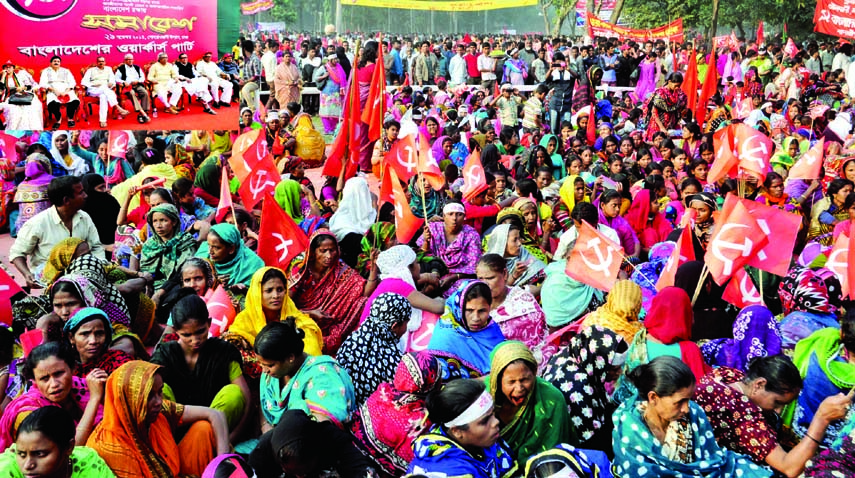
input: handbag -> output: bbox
[8,92,34,105]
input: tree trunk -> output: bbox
[611,0,625,24]
[541,3,552,35]
[708,0,720,45]
[736,23,745,40]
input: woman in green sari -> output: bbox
[195,223,265,291]
[540,134,565,179]
[487,340,574,464]
[139,204,206,289]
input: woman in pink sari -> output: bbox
[634,52,659,102]
[626,188,673,258]
[354,41,379,172]
[274,50,301,107]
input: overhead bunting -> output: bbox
[241,0,274,15]
[344,0,535,11]
[587,15,684,43]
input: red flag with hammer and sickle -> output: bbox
[383,134,419,183]
[704,200,769,286]
[722,267,765,308]
[787,138,824,180]
[389,168,424,244]
[461,150,487,202]
[237,154,281,210]
[257,194,308,270]
[566,220,624,291]
[207,285,236,337]
[107,130,130,158]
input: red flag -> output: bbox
[566,220,624,291]
[586,103,597,146]
[416,133,445,190]
[656,226,695,291]
[389,168,424,244]
[788,138,824,180]
[237,154,281,210]
[722,268,765,308]
[361,41,387,142]
[729,31,739,52]
[322,66,362,179]
[681,49,698,115]
[737,197,801,276]
[756,21,765,46]
[229,129,266,181]
[826,225,854,299]
[107,131,130,159]
[207,285,236,337]
[695,49,717,127]
[733,123,773,182]
[704,200,769,285]
[461,150,488,202]
[384,134,419,183]
[379,166,395,206]
[708,126,739,183]
[401,73,410,87]
[0,132,18,164]
[215,168,233,222]
[257,194,309,269]
[784,38,799,58]
[0,266,24,299]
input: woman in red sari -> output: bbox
[625,188,673,258]
[290,231,379,354]
[644,72,688,141]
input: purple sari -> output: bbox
[700,305,783,371]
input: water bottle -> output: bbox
[152,107,158,118]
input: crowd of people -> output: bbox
[0,28,855,478]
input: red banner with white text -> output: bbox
[588,15,684,43]
[815,0,855,39]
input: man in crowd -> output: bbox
[478,42,497,92]
[115,53,151,123]
[448,43,468,87]
[239,40,262,112]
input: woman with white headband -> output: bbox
[408,379,516,477]
[417,201,483,297]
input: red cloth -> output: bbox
[644,287,711,380]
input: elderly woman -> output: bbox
[0,342,105,450]
[313,53,346,134]
[407,379,515,477]
[64,307,131,379]
[807,178,854,246]
[290,231,377,354]
[418,202,483,296]
[582,280,643,343]
[488,341,573,462]
[336,293,412,405]
[139,204,205,289]
[484,224,546,290]
[39,55,80,129]
[86,361,230,478]
[613,356,772,478]
[195,223,264,292]
[350,352,440,476]
[0,60,43,129]
[542,326,628,455]
[695,355,852,478]
[427,280,505,380]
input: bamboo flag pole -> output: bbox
[691,263,711,306]
[338,39,362,198]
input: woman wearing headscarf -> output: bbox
[807,178,854,246]
[290,231,374,355]
[86,361,230,478]
[195,222,264,292]
[483,224,546,288]
[778,266,842,349]
[417,202,483,296]
[91,139,134,187]
[644,72,688,142]
[12,153,52,236]
[497,207,550,263]
[273,178,322,228]
[572,66,602,114]
[350,352,440,477]
[355,222,396,278]
[701,305,783,371]
[315,53,346,134]
[427,280,505,381]
[487,341,573,463]
[328,176,376,267]
[82,174,121,256]
[542,325,628,455]
[140,204,201,289]
[410,174,447,220]
[337,292,412,405]
[49,131,90,177]
[64,307,132,379]
[756,171,803,215]
[625,189,673,257]
[0,60,43,129]
[552,175,589,231]
[582,280,644,343]
[540,253,605,338]
[673,260,733,340]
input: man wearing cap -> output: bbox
[81,56,131,127]
[115,54,151,123]
[197,51,233,109]
[148,52,182,115]
[175,53,216,115]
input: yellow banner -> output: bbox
[344,0,535,11]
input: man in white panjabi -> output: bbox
[174,52,215,115]
[39,55,81,129]
[148,52,182,115]
[196,51,233,109]
[81,56,130,127]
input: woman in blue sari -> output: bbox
[427,280,506,380]
[613,356,771,478]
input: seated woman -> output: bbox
[151,294,251,442]
[701,305,783,371]
[86,361,230,478]
[427,281,505,380]
[254,320,356,434]
[476,254,547,362]
[674,260,734,341]
[626,188,673,258]
[488,341,573,463]
[273,178,323,228]
[290,231,376,354]
[582,280,644,344]
[756,172,804,214]
[0,342,104,450]
[408,378,516,477]
[328,177,376,267]
[778,267,841,349]
[417,203,483,296]
[38,274,130,342]
[806,178,853,246]
[0,407,114,477]
[513,197,552,260]
[484,224,546,290]
[695,355,852,478]
[0,61,43,130]
[542,325,628,455]
[787,309,855,448]
[195,223,265,295]
[224,267,322,379]
[64,308,131,378]
[285,101,326,168]
[613,356,772,478]
[337,293,412,405]
[139,204,206,289]
[552,175,589,232]
[350,352,440,477]
[522,444,609,478]
[12,153,52,236]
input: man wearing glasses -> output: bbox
[148,52,182,115]
[81,56,130,127]
[197,51,233,109]
[115,54,152,123]
[175,53,216,115]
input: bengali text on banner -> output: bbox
[814,0,855,40]
[588,15,684,43]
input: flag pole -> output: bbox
[338,39,362,197]
[418,171,429,221]
[691,264,710,306]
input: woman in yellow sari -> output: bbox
[285,102,325,168]
[86,361,230,478]
[221,267,322,379]
[582,280,644,343]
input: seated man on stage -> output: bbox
[196,51,233,109]
[149,52,182,115]
[115,53,152,123]
[39,55,81,129]
[218,53,241,100]
[81,56,130,127]
[175,53,216,115]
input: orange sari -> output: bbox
[86,361,216,478]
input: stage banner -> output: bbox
[815,0,855,39]
[0,0,218,73]
[344,0,536,11]
[241,0,274,15]
[588,15,684,43]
